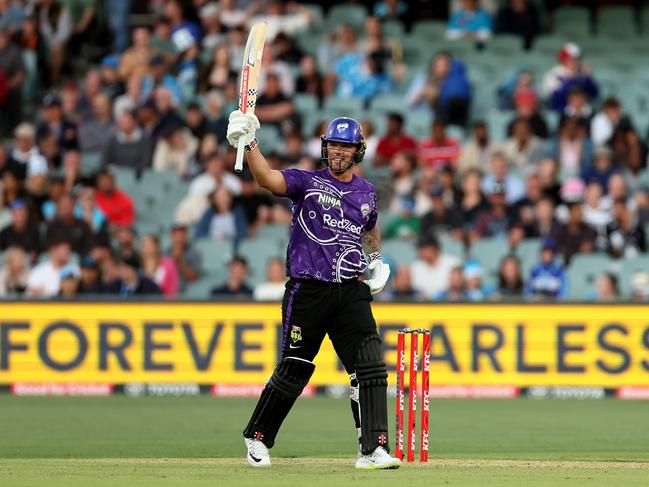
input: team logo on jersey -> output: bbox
[290,325,302,347]
[317,192,341,209]
[336,122,349,133]
[361,203,370,220]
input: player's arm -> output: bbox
[363,224,390,295]
[227,110,287,195]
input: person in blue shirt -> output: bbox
[447,0,493,43]
[525,237,567,300]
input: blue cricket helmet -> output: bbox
[321,117,367,171]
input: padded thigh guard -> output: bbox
[356,334,389,454]
[243,357,315,448]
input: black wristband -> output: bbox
[245,137,259,152]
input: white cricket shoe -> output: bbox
[355,446,401,470]
[245,438,271,467]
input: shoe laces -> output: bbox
[372,446,391,460]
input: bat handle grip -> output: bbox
[235,138,246,173]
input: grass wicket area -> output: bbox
[1,396,649,486]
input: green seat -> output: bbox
[294,93,319,115]
[488,34,525,55]
[256,224,290,249]
[112,165,137,189]
[383,20,405,38]
[469,238,513,282]
[326,4,367,28]
[411,20,447,39]
[404,111,432,139]
[381,239,418,268]
[566,253,613,300]
[256,126,282,154]
[183,275,221,299]
[237,237,285,286]
[486,110,514,142]
[516,238,542,277]
[81,152,103,176]
[323,96,364,114]
[134,220,162,238]
[370,94,407,116]
[554,6,591,37]
[619,255,649,298]
[597,6,636,38]
[439,236,465,260]
[194,239,234,276]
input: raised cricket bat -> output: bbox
[235,22,268,173]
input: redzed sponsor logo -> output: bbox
[212,384,316,397]
[12,383,112,396]
[616,387,649,400]
[428,385,519,399]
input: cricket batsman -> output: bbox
[227,110,399,469]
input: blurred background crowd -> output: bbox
[1,0,649,302]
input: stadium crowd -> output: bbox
[0,0,648,302]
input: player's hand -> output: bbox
[227,110,260,148]
[364,254,390,295]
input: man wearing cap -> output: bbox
[78,255,104,294]
[58,265,81,298]
[26,239,77,297]
[106,255,162,296]
[36,93,79,154]
[525,237,567,300]
[141,54,182,105]
[0,199,41,261]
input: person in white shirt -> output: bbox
[590,97,626,147]
[26,240,78,297]
[253,257,287,301]
[410,235,461,299]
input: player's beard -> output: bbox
[329,154,354,174]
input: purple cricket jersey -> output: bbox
[280,168,378,282]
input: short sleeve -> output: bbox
[364,189,378,231]
[280,168,308,202]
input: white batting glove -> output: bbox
[227,110,260,148]
[364,252,390,295]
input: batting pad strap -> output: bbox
[268,357,316,398]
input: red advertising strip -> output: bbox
[429,385,519,399]
[212,384,316,398]
[616,387,649,400]
[12,383,113,396]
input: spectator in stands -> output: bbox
[561,87,593,127]
[435,265,466,302]
[218,0,248,31]
[420,184,464,242]
[35,0,72,85]
[99,54,124,100]
[549,116,592,179]
[152,123,198,179]
[233,168,273,235]
[114,74,142,120]
[1,169,24,210]
[384,198,420,240]
[0,199,40,261]
[554,201,597,265]
[630,271,649,303]
[537,157,561,204]
[542,42,599,112]
[581,182,610,241]
[495,0,539,50]
[458,120,496,174]
[45,192,92,255]
[457,168,488,232]
[502,118,544,170]
[331,46,394,105]
[78,255,104,294]
[175,151,241,225]
[0,26,25,137]
[383,265,416,301]
[581,145,617,191]
[506,84,549,139]
[210,255,253,297]
[407,51,471,126]
[58,264,80,298]
[605,198,646,259]
[94,170,135,228]
[525,237,566,300]
[375,114,417,167]
[119,26,156,81]
[635,185,649,227]
[253,257,287,301]
[610,126,646,177]
[255,72,297,135]
[411,235,461,298]
[387,151,416,213]
[200,42,236,93]
[141,55,182,105]
[167,224,200,291]
[0,1,26,33]
[26,238,76,296]
[102,110,152,176]
[140,233,178,297]
[151,14,175,56]
[281,132,306,166]
[508,172,544,242]
[37,93,79,157]
[374,0,408,22]
[199,2,224,52]
[494,254,523,298]
[471,181,511,242]
[446,0,493,44]
[106,254,162,297]
[77,69,102,121]
[521,196,560,241]
[463,260,492,301]
[417,119,460,170]
[602,173,628,209]
[249,0,313,41]
[295,54,323,102]
[590,97,630,147]
[318,23,358,76]
[75,184,107,234]
[6,122,38,181]
[481,151,525,205]
[79,92,115,154]
[591,272,619,302]
[0,245,28,296]
[195,186,243,241]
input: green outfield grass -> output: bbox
[1,396,649,486]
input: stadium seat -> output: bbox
[370,94,407,116]
[256,224,290,249]
[531,35,568,56]
[641,6,649,36]
[256,126,282,154]
[439,235,465,260]
[597,6,636,38]
[619,255,649,297]
[326,4,367,28]
[112,166,137,190]
[411,20,447,39]
[515,238,542,277]
[566,253,613,300]
[486,110,514,142]
[294,93,319,115]
[404,111,432,139]
[381,239,418,268]
[553,6,591,37]
[487,34,525,55]
[323,96,365,114]
[194,239,234,276]
[81,152,103,176]
[383,20,405,38]
[184,274,220,299]
[237,237,285,286]
[469,238,512,282]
